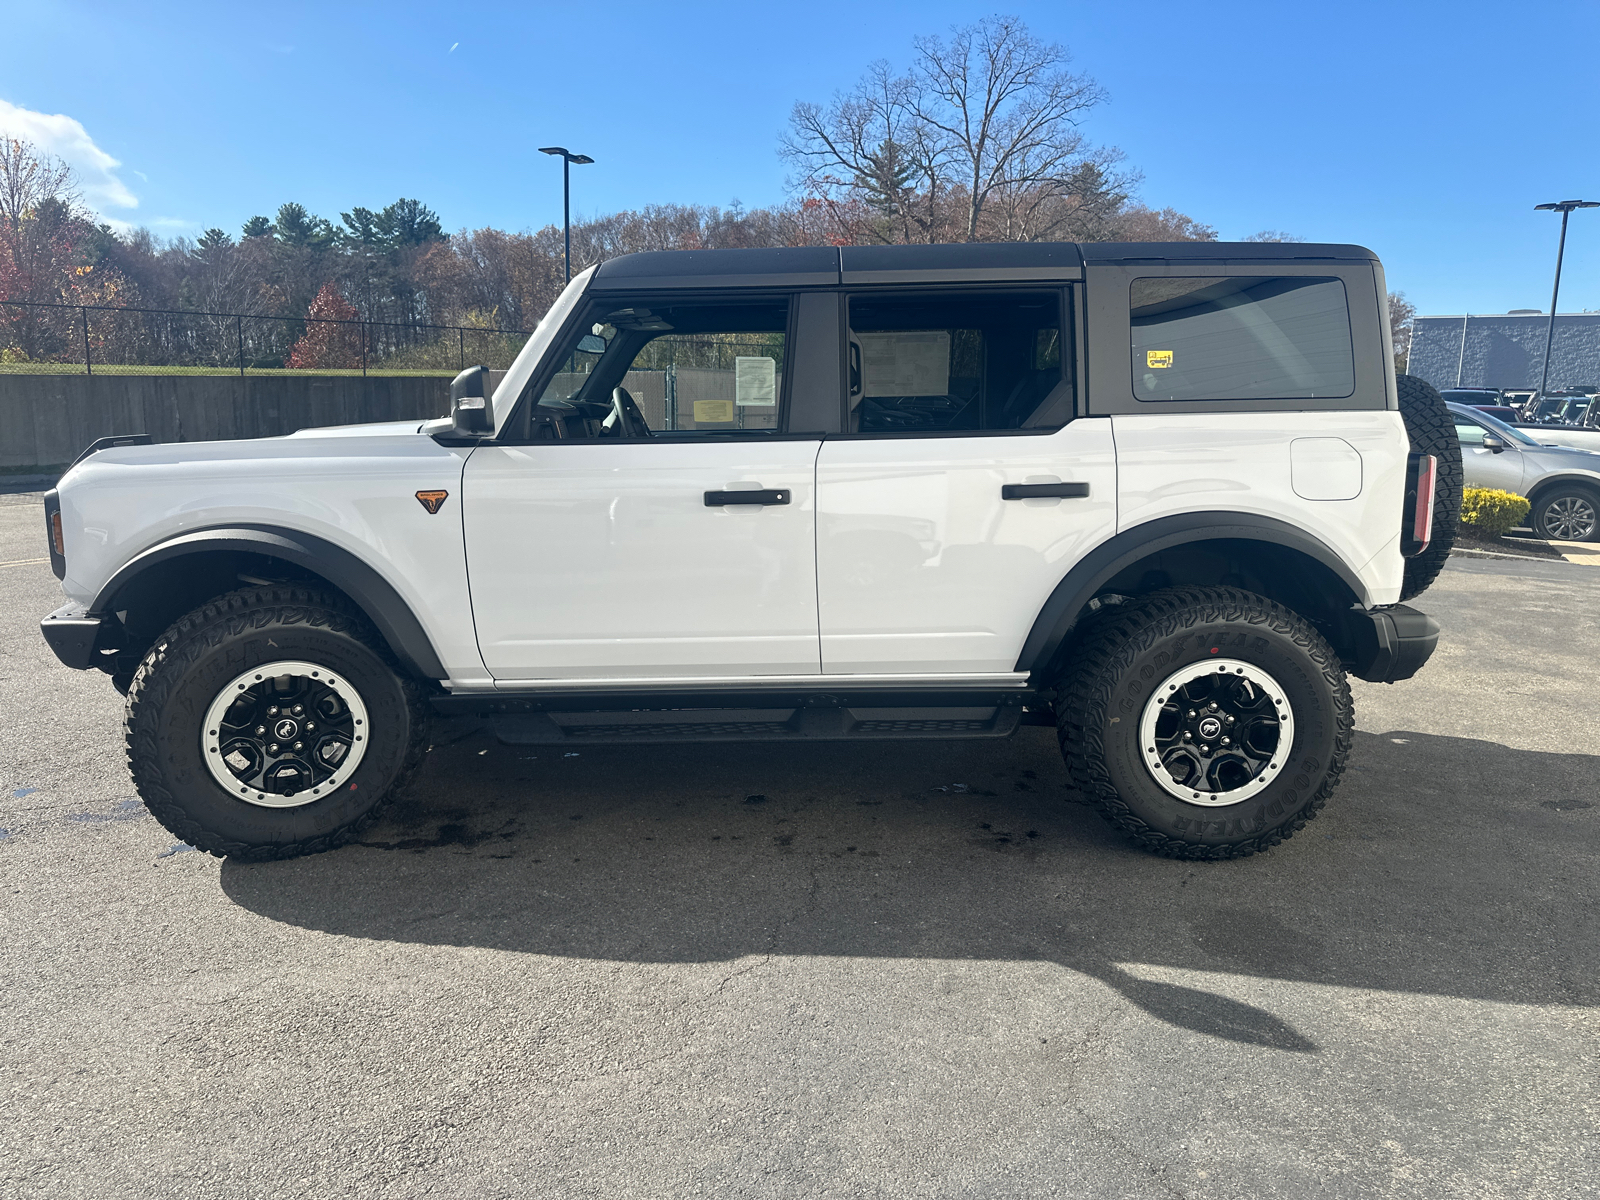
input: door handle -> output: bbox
[705,489,790,507]
[1001,482,1090,500]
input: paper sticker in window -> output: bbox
[693,399,735,424]
[859,331,951,397]
[1147,350,1173,369]
[735,356,776,406]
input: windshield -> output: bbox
[490,265,595,413]
[1456,404,1542,446]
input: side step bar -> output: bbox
[490,702,1030,745]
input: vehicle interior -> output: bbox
[845,291,1068,433]
[519,299,791,440]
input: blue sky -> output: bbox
[4,0,1597,315]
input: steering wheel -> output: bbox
[603,386,652,438]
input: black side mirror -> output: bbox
[450,365,493,436]
[1481,433,1508,453]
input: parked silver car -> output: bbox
[1449,402,1600,541]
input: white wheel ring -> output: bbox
[1137,658,1294,808]
[201,660,371,809]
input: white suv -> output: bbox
[39,242,1457,861]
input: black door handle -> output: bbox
[705,489,791,506]
[1001,482,1090,500]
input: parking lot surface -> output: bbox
[1,488,1596,1199]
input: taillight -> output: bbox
[1410,455,1437,552]
[50,511,64,557]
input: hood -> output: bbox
[282,420,429,439]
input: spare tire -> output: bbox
[1396,374,1463,600]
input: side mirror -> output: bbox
[1481,433,1508,453]
[450,365,493,436]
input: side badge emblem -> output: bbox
[415,490,449,515]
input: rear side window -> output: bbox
[1130,277,1355,402]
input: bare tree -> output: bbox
[1110,205,1217,242]
[1388,291,1415,372]
[782,17,1125,244]
[1241,230,1305,242]
[913,16,1113,241]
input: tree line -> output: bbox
[4,17,1409,369]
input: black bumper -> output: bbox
[1346,604,1439,684]
[41,603,105,670]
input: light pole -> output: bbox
[538,146,594,283]
[1534,199,1598,398]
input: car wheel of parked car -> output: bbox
[1532,486,1600,542]
[1397,374,1463,600]
[1058,587,1353,860]
[124,586,428,860]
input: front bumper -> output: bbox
[41,603,104,670]
[1346,604,1439,684]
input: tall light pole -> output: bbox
[1534,199,1598,398]
[538,146,594,283]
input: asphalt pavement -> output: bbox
[1,488,1595,1199]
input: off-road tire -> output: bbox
[124,586,428,860]
[1058,587,1354,860]
[1397,373,1463,600]
[1531,484,1600,543]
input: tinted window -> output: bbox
[1130,277,1354,402]
[846,291,1069,434]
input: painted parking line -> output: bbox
[0,558,50,569]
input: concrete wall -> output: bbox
[1409,313,1600,392]
[0,373,462,475]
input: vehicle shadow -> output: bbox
[221,726,1598,1053]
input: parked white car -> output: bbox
[40,242,1455,862]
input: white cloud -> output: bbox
[449,42,459,52]
[0,98,138,212]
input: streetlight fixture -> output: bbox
[1533,199,1599,399]
[539,146,595,283]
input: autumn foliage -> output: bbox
[286,283,364,369]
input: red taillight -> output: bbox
[50,511,64,557]
[1412,455,1437,550]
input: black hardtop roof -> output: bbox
[589,241,1379,290]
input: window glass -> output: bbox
[1130,277,1354,402]
[1453,415,1487,446]
[537,299,788,436]
[846,291,1068,434]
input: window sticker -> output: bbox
[735,356,777,406]
[693,399,735,424]
[1147,350,1173,369]
[859,330,951,397]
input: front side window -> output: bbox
[535,298,788,436]
[1130,277,1354,402]
[846,291,1069,434]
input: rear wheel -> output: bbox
[1531,485,1600,542]
[124,586,427,860]
[1058,587,1353,860]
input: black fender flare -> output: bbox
[92,525,447,681]
[1013,511,1374,676]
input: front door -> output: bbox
[1453,411,1525,494]
[465,293,825,682]
[815,288,1117,676]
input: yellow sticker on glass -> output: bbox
[693,399,735,423]
[1147,350,1173,368]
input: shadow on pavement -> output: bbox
[221,727,1597,1053]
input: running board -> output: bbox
[490,702,1026,745]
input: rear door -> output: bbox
[814,287,1117,676]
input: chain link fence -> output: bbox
[0,300,529,377]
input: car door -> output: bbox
[463,292,834,682]
[814,287,1117,677]
[1453,411,1525,493]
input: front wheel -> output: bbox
[1531,486,1600,542]
[1058,587,1353,860]
[124,586,428,860]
